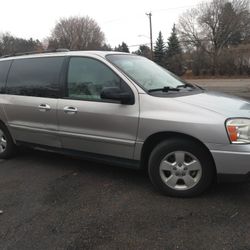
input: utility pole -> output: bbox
[146,12,153,60]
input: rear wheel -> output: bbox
[148,138,214,197]
[0,124,15,159]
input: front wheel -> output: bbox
[148,138,215,197]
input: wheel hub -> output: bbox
[159,151,202,191]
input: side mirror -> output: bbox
[100,87,134,105]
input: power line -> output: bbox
[127,39,213,48]
[151,4,197,13]
[128,43,157,48]
[102,4,199,24]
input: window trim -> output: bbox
[63,56,135,105]
[4,56,66,98]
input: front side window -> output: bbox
[0,60,12,93]
[67,57,122,101]
[6,57,64,98]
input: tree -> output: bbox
[165,25,184,75]
[218,2,242,46]
[114,42,130,52]
[134,45,151,58]
[178,0,250,75]
[0,33,42,56]
[166,24,182,57]
[154,31,165,66]
[100,43,113,51]
[49,16,105,50]
[47,38,59,50]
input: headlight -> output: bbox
[226,118,250,144]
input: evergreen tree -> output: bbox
[134,45,151,59]
[114,42,130,53]
[165,24,184,76]
[166,24,182,58]
[100,43,113,51]
[218,2,242,46]
[154,31,165,66]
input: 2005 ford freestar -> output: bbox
[0,50,250,197]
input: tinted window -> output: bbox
[67,57,121,101]
[6,57,64,98]
[0,60,12,93]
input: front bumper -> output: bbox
[206,143,250,182]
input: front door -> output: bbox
[57,56,139,159]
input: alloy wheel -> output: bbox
[159,151,202,190]
[0,129,7,153]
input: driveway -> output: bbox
[0,79,250,250]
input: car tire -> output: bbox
[148,138,215,197]
[0,123,15,159]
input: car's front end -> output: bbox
[106,52,250,196]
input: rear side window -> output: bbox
[6,57,64,98]
[0,60,12,93]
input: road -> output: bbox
[1,79,250,250]
[189,78,250,99]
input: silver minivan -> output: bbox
[0,50,250,197]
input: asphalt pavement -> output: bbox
[0,79,250,250]
[189,78,250,99]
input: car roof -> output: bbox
[0,50,131,61]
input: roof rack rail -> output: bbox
[0,48,70,58]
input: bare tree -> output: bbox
[48,16,105,50]
[0,33,42,56]
[178,0,250,74]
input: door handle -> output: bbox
[64,106,78,114]
[38,104,51,112]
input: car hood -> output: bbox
[175,91,250,117]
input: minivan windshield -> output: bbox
[106,54,194,92]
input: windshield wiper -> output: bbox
[176,82,195,89]
[148,86,180,93]
[177,82,205,90]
